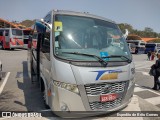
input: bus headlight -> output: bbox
[53,81,79,94]
[128,77,135,88]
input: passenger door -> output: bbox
[0,30,4,47]
[4,30,10,48]
[40,26,51,86]
[31,26,38,74]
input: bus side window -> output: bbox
[0,30,3,36]
[41,28,50,60]
[5,30,9,36]
[32,33,38,49]
[44,14,51,24]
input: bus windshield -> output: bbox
[140,43,145,46]
[12,29,23,36]
[54,15,131,62]
[127,41,139,45]
[145,44,156,48]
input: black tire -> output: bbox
[43,91,50,109]
[40,77,44,92]
[11,48,15,50]
[40,78,50,109]
[1,42,4,50]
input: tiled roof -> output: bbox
[0,18,26,29]
[141,38,157,42]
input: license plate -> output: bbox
[100,93,117,102]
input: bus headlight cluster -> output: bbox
[53,81,79,94]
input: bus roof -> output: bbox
[0,28,21,30]
[50,10,116,24]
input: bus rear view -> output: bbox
[0,28,24,50]
[28,10,135,117]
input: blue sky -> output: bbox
[0,0,160,33]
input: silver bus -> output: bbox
[0,28,24,50]
[28,10,135,117]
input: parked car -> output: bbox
[0,61,2,80]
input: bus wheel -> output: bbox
[40,77,44,92]
[41,78,50,109]
[43,91,50,109]
[1,42,4,50]
[11,48,15,50]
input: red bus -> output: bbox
[0,28,24,50]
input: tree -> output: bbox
[118,23,160,38]
[118,23,133,34]
[144,27,154,33]
[11,20,19,23]
[20,20,35,27]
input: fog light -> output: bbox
[61,104,68,111]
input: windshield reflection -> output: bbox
[54,15,131,62]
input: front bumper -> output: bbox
[50,81,135,117]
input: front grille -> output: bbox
[89,97,123,110]
[85,81,127,95]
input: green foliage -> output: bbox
[20,20,35,27]
[144,27,153,32]
[148,38,160,43]
[118,23,160,38]
[118,23,134,33]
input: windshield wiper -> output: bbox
[62,52,108,67]
[102,55,132,63]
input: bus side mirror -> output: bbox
[37,33,44,50]
[123,29,129,39]
[37,33,44,42]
